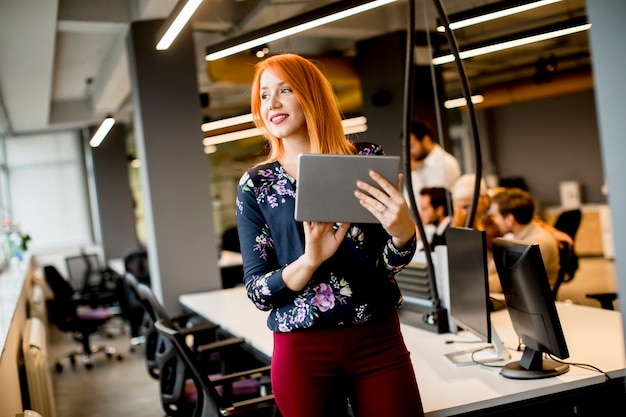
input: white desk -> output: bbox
[179,287,626,416]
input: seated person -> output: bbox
[451,174,501,256]
[417,186,451,250]
[489,187,560,292]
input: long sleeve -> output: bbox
[235,145,416,332]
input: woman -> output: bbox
[236,53,424,417]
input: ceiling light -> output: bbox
[204,128,262,146]
[205,0,397,61]
[436,0,561,32]
[201,113,254,132]
[156,0,204,50]
[89,115,115,148]
[254,45,270,59]
[444,95,484,109]
[202,116,368,148]
[433,18,590,65]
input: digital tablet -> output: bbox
[295,153,400,223]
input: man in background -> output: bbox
[407,120,461,203]
[417,187,452,250]
[489,187,560,292]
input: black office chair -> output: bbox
[137,284,268,417]
[553,209,582,241]
[221,226,241,253]
[118,273,147,352]
[135,282,222,380]
[123,248,151,287]
[552,241,577,300]
[65,252,120,300]
[154,318,277,417]
[551,209,582,300]
[586,292,619,310]
[43,265,123,371]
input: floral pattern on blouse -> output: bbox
[235,142,416,332]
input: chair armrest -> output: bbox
[178,322,222,348]
[170,312,205,326]
[195,337,247,375]
[229,394,276,411]
[586,292,618,310]
[197,337,246,354]
[177,321,219,335]
[209,365,272,386]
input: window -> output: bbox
[5,131,93,251]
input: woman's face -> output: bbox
[259,69,307,142]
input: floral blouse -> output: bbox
[235,143,416,332]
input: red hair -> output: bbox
[250,53,356,163]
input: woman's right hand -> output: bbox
[302,221,351,267]
[281,221,350,291]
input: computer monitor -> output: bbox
[444,227,509,366]
[492,237,570,379]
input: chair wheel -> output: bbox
[116,354,124,361]
[85,362,93,370]
[69,356,76,366]
[55,362,63,373]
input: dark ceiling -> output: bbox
[0,0,590,137]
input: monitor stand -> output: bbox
[445,323,511,367]
[500,347,569,379]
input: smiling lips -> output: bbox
[270,114,288,124]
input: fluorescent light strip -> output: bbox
[204,127,262,146]
[444,95,484,109]
[433,23,591,65]
[89,116,115,147]
[201,113,254,132]
[205,0,397,61]
[341,116,367,128]
[202,114,367,134]
[437,0,561,32]
[156,0,204,50]
[203,116,369,147]
[343,124,368,135]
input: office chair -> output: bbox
[43,265,123,371]
[551,209,582,300]
[65,253,125,337]
[118,273,147,352]
[553,209,582,241]
[586,292,619,310]
[220,227,244,289]
[65,253,120,299]
[552,241,577,300]
[135,282,222,380]
[136,283,270,416]
[155,318,277,417]
[123,248,151,287]
[221,226,241,253]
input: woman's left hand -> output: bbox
[355,171,416,250]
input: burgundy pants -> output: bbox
[271,313,424,417]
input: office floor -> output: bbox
[47,256,620,417]
[48,321,163,417]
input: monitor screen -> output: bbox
[492,237,570,379]
[445,227,509,366]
